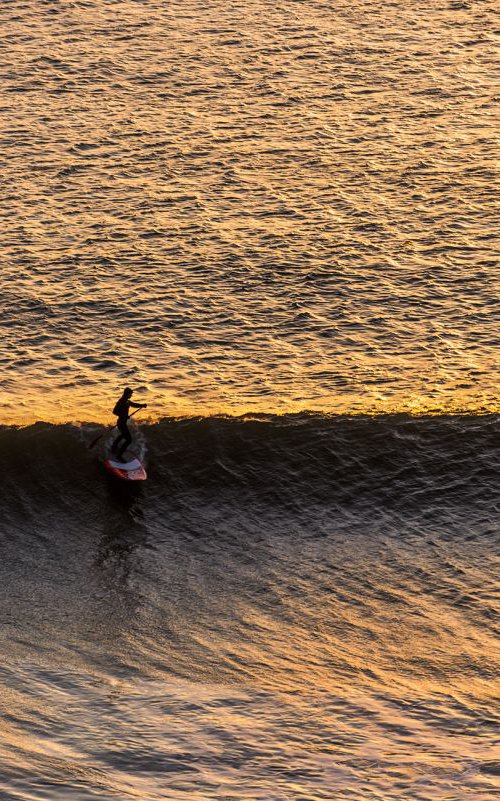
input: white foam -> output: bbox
[107,458,142,471]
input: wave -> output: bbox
[0,414,498,523]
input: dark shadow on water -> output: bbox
[93,474,151,626]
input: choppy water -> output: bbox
[0,0,498,423]
[0,1,499,799]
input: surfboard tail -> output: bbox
[103,458,147,481]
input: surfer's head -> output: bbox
[123,387,133,398]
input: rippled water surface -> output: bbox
[0,1,499,799]
[0,415,499,799]
[0,0,498,422]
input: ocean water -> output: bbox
[0,1,499,799]
[0,0,498,422]
[0,415,499,800]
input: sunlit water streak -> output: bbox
[0,0,498,423]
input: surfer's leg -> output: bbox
[117,424,132,460]
[112,433,123,452]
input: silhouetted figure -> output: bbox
[111,387,147,461]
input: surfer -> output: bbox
[111,387,147,461]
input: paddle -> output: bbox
[89,407,143,450]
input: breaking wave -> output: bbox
[1,413,498,524]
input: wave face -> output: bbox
[1,413,498,518]
[0,415,498,799]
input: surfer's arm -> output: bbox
[129,401,147,408]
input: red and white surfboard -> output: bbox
[103,457,147,481]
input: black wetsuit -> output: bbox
[112,398,142,458]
